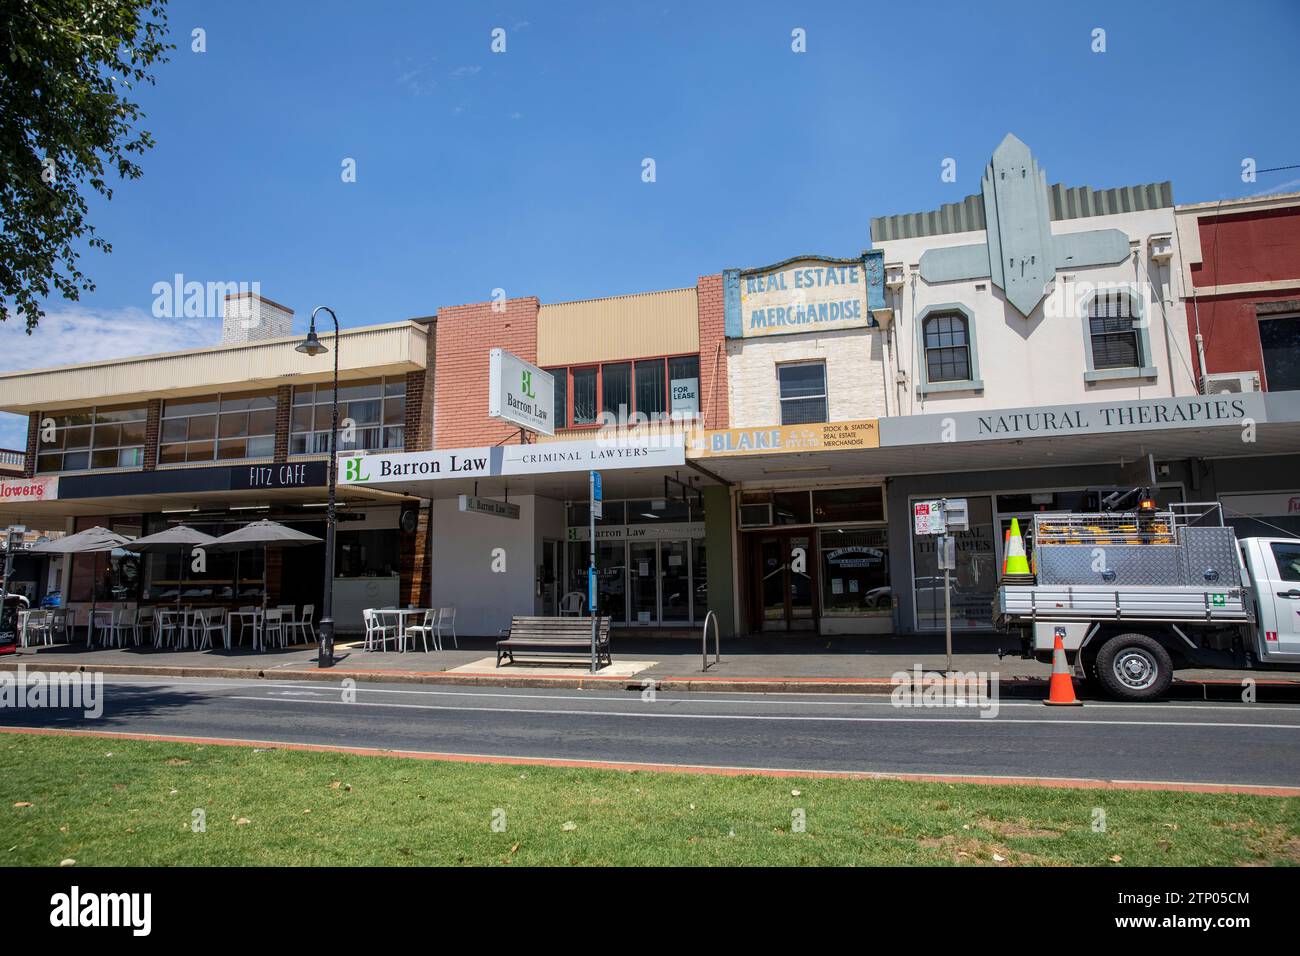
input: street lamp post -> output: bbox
[296,306,339,668]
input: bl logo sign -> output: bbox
[521,369,536,399]
[343,458,367,482]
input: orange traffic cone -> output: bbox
[1044,630,1082,706]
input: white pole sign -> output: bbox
[488,348,555,436]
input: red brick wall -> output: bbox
[1185,206,1300,389]
[433,297,539,448]
[23,412,38,478]
[404,369,428,452]
[142,399,162,471]
[696,274,729,429]
[272,385,293,463]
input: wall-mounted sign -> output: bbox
[670,377,699,419]
[0,476,58,503]
[1219,492,1300,518]
[458,495,520,519]
[723,251,886,340]
[878,394,1268,447]
[489,348,555,436]
[686,420,878,459]
[568,521,706,542]
[341,436,686,486]
[234,463,316,490]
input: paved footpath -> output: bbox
[5,632,1299,699]
[2,674,1299,792]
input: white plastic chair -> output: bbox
[276,604,297,641]
[559,592,586,616]
[21,610,51,647]
[155,609,184,648]
[433,606,457,648]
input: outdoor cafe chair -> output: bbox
[433,606,458,648]
[403,610,438,652]
[276,604,297,641]
[230,606,260,647]
[559,591,586,616]
[155,608,184,649]
[261,609,284,650]
[194,609,226,651]
[89,608,114,647]
[295,604,316,643]
[362,608,396,651]
[20,609,51,648]
[50,607,74,643]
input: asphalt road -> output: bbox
[3,675,1300,788]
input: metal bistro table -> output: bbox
[378,607,431,652]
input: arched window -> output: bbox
[923,312,971,383]
[1087,291,1142,370]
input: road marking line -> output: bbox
[221,694,1300,729]
[80,677,1300,715]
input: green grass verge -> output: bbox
[1,733,1297,866]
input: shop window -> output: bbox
[813,487,884,523]
[777,362,827,425]
[924,313,971,382]
[36,404,147,473]
[70,517,142,602]
[160,391,277,464]
[627,497,690,524]
[568,499,625,527]
[772,490,812,525]
[820,528,890,619]
[910,495,997,630]
[1260,314,1300,391]
[290,378,404,455]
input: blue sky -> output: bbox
[1,0,1298,445]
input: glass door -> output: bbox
[629,541,658,625]
[755,533,818,632]
[596,541,627,624]
[540,539,561,616]
[660,539,690,624]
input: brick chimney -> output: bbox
[222,293,294,344]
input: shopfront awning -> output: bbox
[337,434,718,502]
[685,392,1300,486]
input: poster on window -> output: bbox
[670,377,699,420]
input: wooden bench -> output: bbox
[496,615,612,668]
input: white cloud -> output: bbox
[450,65,482,79]
[0,305,221,449]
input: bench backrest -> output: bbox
[508,615,610,642]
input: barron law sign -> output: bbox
[488,348,555,436]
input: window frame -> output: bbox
[544,353,700,430]
[1080,287,1157,384]
[776,360,828,425]
[289,376,406,456]
[915,303,983,395]
[35,404,148,475]
[159,390,278,465]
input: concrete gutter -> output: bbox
[3,659,1298,701]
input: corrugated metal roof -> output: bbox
[871,180,1174,242]
[537,287,698,365]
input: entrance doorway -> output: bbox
[749,532,817,632]
[539,538,562,616]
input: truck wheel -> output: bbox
[1094,633,1173,701]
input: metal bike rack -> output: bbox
[701,609,720,672]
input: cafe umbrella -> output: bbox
[122,526,218,641]
[29,526,134,645]
[204,520,322,645]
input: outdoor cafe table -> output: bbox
[376,607,431,651]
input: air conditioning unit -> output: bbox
[1204,371,1261,394]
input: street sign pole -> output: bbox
[589,471,601,674]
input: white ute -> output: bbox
[995,504,1300,701]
